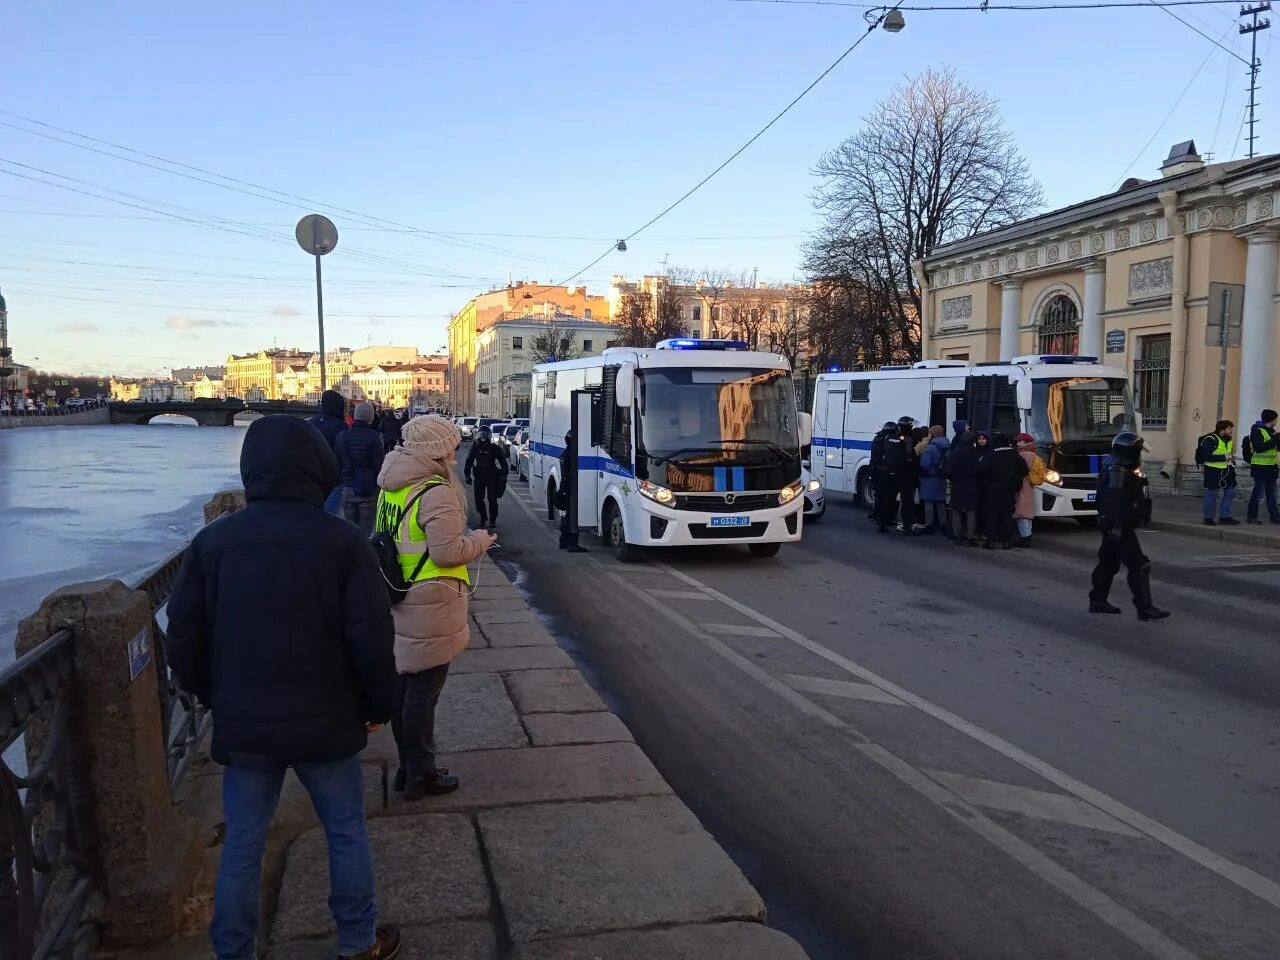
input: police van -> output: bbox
[529,339,813,561]
[811,355,1137,519]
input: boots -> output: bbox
[1134,567,1171,621]
[340,925,402,960]
[1089,599,1122,614]
[405,767,460,800]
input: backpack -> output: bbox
[1195,433,1213,466]
[883,435,908,473]
[370,484,434,606]
[1243,433,1255,463]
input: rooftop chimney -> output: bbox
[1161,139,1204,178]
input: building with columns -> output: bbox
[918,141,1280,475]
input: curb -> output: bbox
[1148,518,1280,550]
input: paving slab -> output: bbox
[467,596,531,612]
[271,815,489,943]
[381,743,671,814]
[452,645,573,675]
[507,669,607,714]
[269,921,499,960]
[469,623,489,648]
[508,922,810,960]
[473,608,543,628]
[523,711,634,747]
[435,672,529,751]
[480,796,764,943]
[477,620,557,648]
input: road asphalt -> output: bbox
[482,471,1280,960]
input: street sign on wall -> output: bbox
[1105,329,1126,353]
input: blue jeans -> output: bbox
[1203,480,1237,519]
[324,485,345,516]
[211,756,376,960]
[1247,465,1280,521]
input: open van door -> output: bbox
[571,391,600,534]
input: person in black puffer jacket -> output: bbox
[335,401,386,534]
[309,389,349,515]
[381,408,404,453]
[980,430,1028,550]
[946,431,985,545]
[165,414,400,960]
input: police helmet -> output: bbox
[881,421,897,432]
[1111,431,1144,464]
[897,415,915,430]
[477,426,492,441]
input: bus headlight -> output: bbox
[1045,469,1062,485]
[807,478,822,492]
[638,480,674,505]
[779,480,804,505]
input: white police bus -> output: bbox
[811,355,1137,520]
[529,339,813,561]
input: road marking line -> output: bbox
[653,560,1280,911]
[926,770,1144,838]
[647,589,719,600]
[606,572,1202,960]
[702,622,780,638]
[783,673,905,705]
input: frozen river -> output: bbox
[0,421,245,666]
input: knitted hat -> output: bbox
[1016,432,1036,444]
[402,414,460,459]
[1264,409,1278,423]
[354,401,375,423]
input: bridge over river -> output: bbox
[108,399,320,426]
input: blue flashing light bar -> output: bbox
[880,364,910,370]
[656,338,750,350]
[1037,355,1099,364]
[827,364,841,373]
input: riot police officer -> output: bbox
[868,421,897,527]
[1089,432,1170,620]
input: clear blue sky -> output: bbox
[0,0,1261,376]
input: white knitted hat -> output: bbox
[401,414,460,459]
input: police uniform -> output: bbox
[1088,432,1169,620]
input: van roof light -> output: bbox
[656,338,749,351]
[1011,354,1100,365]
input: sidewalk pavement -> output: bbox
[149,556,809,960]
[1150,490,1280,549]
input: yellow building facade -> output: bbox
[224,349,312,400]
[920,142,1280,478]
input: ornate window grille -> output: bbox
[1133,334,1171,429]
[1038,295,1080,355]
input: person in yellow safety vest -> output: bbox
[1247,409,1280,524]
[1196,419,1240,526]
[376,414,495,801]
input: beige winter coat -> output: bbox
[378,446,489,674]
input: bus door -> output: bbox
[930,391,967,431]
[822,389,847,469]
[571,391,600,532]
[965,375,1020,436]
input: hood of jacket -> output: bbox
[241,415,339,506]
[952,420,968,434]
[320,389,345,418]
[953,431,975,451]
[930,435,950,451]
[379,444,453,490]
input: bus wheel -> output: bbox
[856,469,876,509]
[547,482,558,521]
[607,503,640,563]
[748,542,781,558]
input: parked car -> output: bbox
[802,462,825,522]
[498,422,523,454]
[488,421,512,448]
[458,416,479,440]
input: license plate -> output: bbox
[709,516,751,527]
[1085,492,1097,502]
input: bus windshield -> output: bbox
[635,367,799,465]
[1028,377,1136,445]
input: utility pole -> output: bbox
[1241,2,1271,158]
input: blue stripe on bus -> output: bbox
[811,436,874,451]
[732,466,745,490]
[1089,454,1101,473]
[714,467,727,491]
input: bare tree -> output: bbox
[806,68,1042,361]
[527,320,585,364]
[692,267,737,338]
[614,279,687,347]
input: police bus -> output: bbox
[528,339,813,561]
[811,355,1137,520]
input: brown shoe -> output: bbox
[339,925,401,960]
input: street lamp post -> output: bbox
[296,215,339,393]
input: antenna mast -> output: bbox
[1241,2,1271,158]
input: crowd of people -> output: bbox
[166,397,498,960]
[868,416,1046,549]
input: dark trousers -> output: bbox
[558,507,579,548]
[873,471,896,528]
[474,478,500,525]
[923,501,947,531]
[1089,529,1150,608]
[951,509,976,540]
[342,493,375,535]
[898,472,918,530]
[981,491,1015,543]
[390,664,450,782]
[1248,465,1280,521]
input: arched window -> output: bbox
[1038,295,1080,355]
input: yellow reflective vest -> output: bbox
[1251,427,1278,467]
[375,479,470,584]
[1204,434,1231,470]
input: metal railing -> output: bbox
[0,533,210,960]
[0,400,108,419]
[0,630,100,960]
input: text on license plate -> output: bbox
[709,515,751,527]
[1085,492,1097,502]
